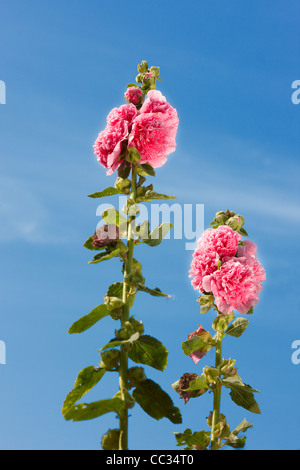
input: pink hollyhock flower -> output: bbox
[187,325,210,365]
[199,226,241,259]
[124,87,143,105]
[202,257,263,315]
[237,240,266,284]
[94,104,137,175]
[189,248,219,292]
[128,90,179,168]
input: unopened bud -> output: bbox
[128,367,147,388]
[101,428,120,450]
[99,349,121,370]
[114,177,131,194]
[137,60,148,73]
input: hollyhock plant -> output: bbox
[63,61,182,451]
[94,72,178,175]
[173,210,266,451]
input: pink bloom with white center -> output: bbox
[124,87,144,105]
[202,257,263,315]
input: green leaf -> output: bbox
[136,283,169,297]
[232,418,253,435]
[64,397,124,421]
[182,336,207,356]
[183,375,208,392]
[128,335,168,371]
[101,208,127,227]
[140,191,176,202]
[68,304,109,334]
[142,223,173,247]
[133,379,182,424]
[224,419,253,449]
[87,187,121,198]
[222,377,261,414]
[82,235,106,251]
[62,367,106,418]
[225,318,249,337]
[106,282,135,309]
[238,227,249,237]
[88,248,121,264]
[137,163,156,177]
[100,332,140,351]
[174,429,209,450]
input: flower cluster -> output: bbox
[190,223,266,315]
[94,88,179,175]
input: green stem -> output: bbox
[210,332,223,450]
[119,165,137,450]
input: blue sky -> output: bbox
[0,0,299,450]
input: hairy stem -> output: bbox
[210,332,223,450]
[119,165,137,450]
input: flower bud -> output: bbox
[114,177,131,194]
[203,366,219,388]
[128,367,147,388]
[227,214,245,231]
[115,326,131,340]
[137,60,148,73]
[136,73,143,83]
[101,428,120,450]
[125,86,144,106]
[214,211,228,225]
[220,358,237,377]
[104,296,125,312]
[149,66,160,77]
[198,294,215,313]
[99,349,120,370]
[128,317,144,335]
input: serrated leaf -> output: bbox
[137,163,156,177]
[142,223,173,247]
[133,379,182,424]
[224,419,253,449]
[225,318,249,337]
[137,283,169,297]
[222,378,261,414]
[87,187,121,198]
[64,397,124,421]
[62,367,105,418]
[128,335,168,371]
[174,429,209,450]
[106,282,135,309]
[140,191,176,202]
[88,248,121,264]
[232,418,253,435]
[182,335,207,356]
[183,375,208,392]
[68,304,109,334]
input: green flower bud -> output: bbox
[214,211,228,225]
[227,216,240,230]
[114,177,131,194]
[220,358,237,377]
[212,312,234,333]
[99,349,120,370]
[149,66,160,77]
[115,327,131,340]
[203,366,219,388]
[128,367,147,388]
[136,73,144,83]
[198,294,215,313]
[104,296,125,312]
[128,317,144,335]
[101,428,120,450]
[137,60,148,73]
